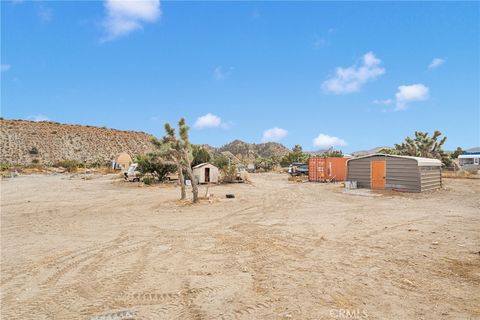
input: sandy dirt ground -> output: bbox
[1,173,479,320]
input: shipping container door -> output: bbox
[371,160,386,190]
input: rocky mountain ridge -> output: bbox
[0,119,292,166]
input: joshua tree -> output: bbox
[381,130,450,166]
[152,123,187,200]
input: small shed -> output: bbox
[346,154,442,192]
[308,157,351,182]
[115,152,132,171]
[193,163,219,184]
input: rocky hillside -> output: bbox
[0,119,156,166]
[218,139,290,162]
[0,119,293,166]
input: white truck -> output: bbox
[124,163,141,182]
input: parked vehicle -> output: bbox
[288,162,309,176]
[124,163,141,182]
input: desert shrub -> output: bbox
[213,155,230,168]
[220,164,238,183]
[0,164,10,171]
[31,159,39,164]
[51,130,58,134]
[29,147,39,155]
[89,159,109,168]
[54,159,82,172]
[142,176,154,185]
[135,154,177,182]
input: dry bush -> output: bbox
[442,170,479,179]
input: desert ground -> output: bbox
[1,173,479,320]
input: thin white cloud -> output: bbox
[322,52,385,94]
[395,84,429,111]
[261,127,288,143]
[28,114,50,122]
[428,58,445,69]
[101,0,161,42]
[194,113,222,129]
[1,64,11,72]
[213,66,234,81]
[313,134,347,149]
[313,36,327,49]
[373,99,393,105]
[37,4,53,22]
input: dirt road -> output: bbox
[1,173,479,319]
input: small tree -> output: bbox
[192,145,211,167]
[323,149,344,158]
[450,147,464,159]
[213,155,230,168]
[280,144,309,166]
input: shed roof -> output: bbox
[348,154,442,167]
[193,162,218,169]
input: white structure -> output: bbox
[192,163,219,184]
[458,154,480,169]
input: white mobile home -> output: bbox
[458,154,480,170]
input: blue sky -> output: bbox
[1,1,479,152]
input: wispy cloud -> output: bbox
[312,134,347,149]
[261,127,288,143]
[37,4,53,23]
[28,114,50,122]
[373,99,393,105]
[395,84,429,111]
[428,58,445,69]
[101,0,161,42]
[1,64,11,72]
[322,52,385,94]
[313,28,334,49]
[213,66,234,81]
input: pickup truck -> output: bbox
[124,163,141,182]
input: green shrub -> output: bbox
[142,176,154,185]
[213,155,230,168]
[54,159,82,172]
[135,154,177,182]
[29,147,39,155]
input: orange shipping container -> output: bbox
[308,157,350,182]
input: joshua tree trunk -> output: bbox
[183,150,199,203]
[178,165,186,200]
